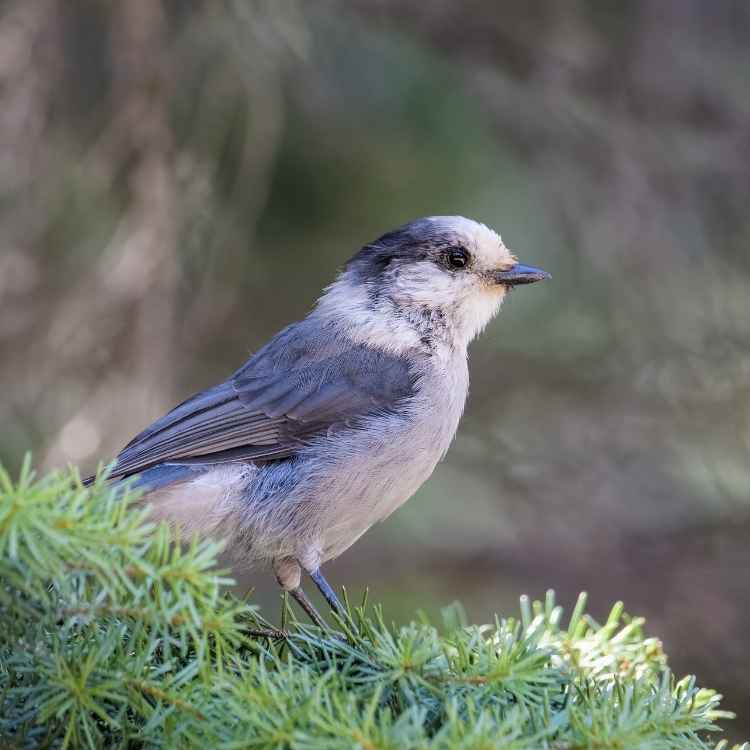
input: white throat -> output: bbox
[313,270,505,357]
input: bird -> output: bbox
[85,216,549,626]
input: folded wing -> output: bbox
[102,323,418,481]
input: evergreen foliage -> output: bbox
[0,460,746,749]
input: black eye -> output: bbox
[447,247,469,269]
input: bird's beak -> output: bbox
[492,263,550,286]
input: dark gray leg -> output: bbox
[308,568,345,617]
[289,586,327,629]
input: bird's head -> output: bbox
[318,216,549,353]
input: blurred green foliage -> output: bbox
[0,0,748,740]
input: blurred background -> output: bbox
[0,0,748,735]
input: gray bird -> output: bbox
[87,216,549,625]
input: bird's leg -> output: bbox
[288,587,327,629]
[307,567,345,618]
[274,556,327,628]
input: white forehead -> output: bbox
[426,216,514,267]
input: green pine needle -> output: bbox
[0,462,747,749]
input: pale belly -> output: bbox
[315,425,448,561]
[310,363,468,562]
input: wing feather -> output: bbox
[103,321,419,481]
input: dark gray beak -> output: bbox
[493,263,550,286]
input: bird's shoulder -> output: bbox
[232,318,423,415]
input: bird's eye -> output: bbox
[447,248,469,269]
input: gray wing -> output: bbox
[104,321,418,481]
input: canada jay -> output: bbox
[87,216,549,625]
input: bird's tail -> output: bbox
[82,463,201,493]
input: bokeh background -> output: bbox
[0,0,748,735]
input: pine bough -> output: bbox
[0,459,746,749]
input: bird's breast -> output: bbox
[314,353,470,560]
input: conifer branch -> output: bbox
[0,462,747,749]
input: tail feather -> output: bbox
[82,463,203,493]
